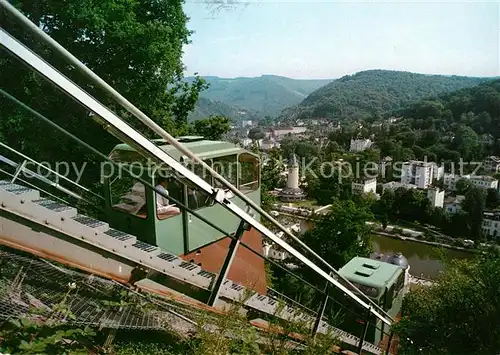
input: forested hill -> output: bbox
[186,75,333,120]
[375,79,500,163]
[188,97,260,121]
[282,70,493,121]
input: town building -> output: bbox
[351,178,377,195]
[270,126,307,139]
[443,173,469,191]
[241,120,253,128]
[444,174,499,191]
[349,139,373,152]
[240,138,252,148]
[400,161,444,189]
[470,175,499,190]
[260,138,280,151]
[263,243,288,261]
[388,116,403,124]
[378,156,393,178]
[444,195,466,214]
[427,188,445,208]
[382,181,417,193]
[484,156,500,173]
[482,212,500,239]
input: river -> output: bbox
[371,234,472,279]
[298,219,473,279]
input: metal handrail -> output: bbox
[0,151,91,202]
[0,6,394,326]
[0,1,391,320]
[0,167,75,206]
[0,24,393,326]
[0,141,104,201]
[0,90,395,347]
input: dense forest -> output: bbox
[187,97,260,122]
[282,70,493,121]
[185,75,332,119]
[374,79,500,162]
[0,0,211,189]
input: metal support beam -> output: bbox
[357,307,371,355]
[311,272,333,337]
[10,160,27,184]
[207,214,249,307]
[0,15,393,327]
[181,184,190,255]
[0,0,394,326]
[385,332,394,355]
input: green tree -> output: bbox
[393,253,500,355]
[248,127,265,141]
[393,188,432,224]
[373,189,395,229]
[1,0,205,186]
[270,199,374,315]
[191,115,231,140]
[305,169,346,206]
[455,178,473,195]
[418,129,440,148]
[462,187,486,241]
[258,116,274,127]
[260,150,283,214]
[294,141,320,159]
[261,149,285,190]
[301,199,373,269]
[485,188,500,210]
[443,211,469,238]
[453,125,480,161]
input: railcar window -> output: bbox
[154,175,182,220]
[385,284,395,309]
[350,281,379,299]
[110,176,147,219]
[182,160,213,210]
[393,272,405,297]
[213,155,237,188]
[238,153,259,193]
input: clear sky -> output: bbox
[182,1,499,79]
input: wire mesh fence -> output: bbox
[0,247,200,334]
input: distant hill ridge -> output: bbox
[280,70,495,121]
[186,75,333,121]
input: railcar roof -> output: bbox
[109,136,255,162]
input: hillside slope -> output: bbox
[283,70,493,121]
[187,75,333,120]
[373,79,500,163]
[401,79,500,142]
[187,97,260,122]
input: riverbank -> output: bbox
[371,230,480,254]
[289,215,479,278]
[409,275,434,289]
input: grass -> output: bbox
[290,199,319,209]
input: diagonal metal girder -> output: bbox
[0,25,393,327]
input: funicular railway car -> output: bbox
[102,136,267,293]
[334,255,409,348]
